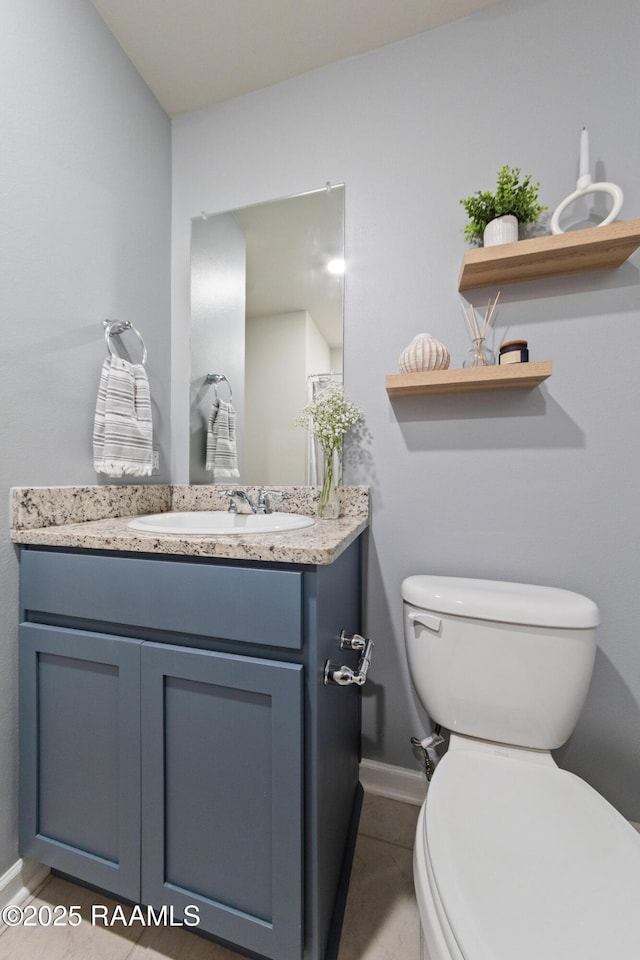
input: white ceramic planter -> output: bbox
[483,214,518,247]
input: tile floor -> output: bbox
[0,794,422,960]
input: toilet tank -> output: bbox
[402,576,600,750]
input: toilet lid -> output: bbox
[425,749,640,960]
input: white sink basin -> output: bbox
[127,511,316,536]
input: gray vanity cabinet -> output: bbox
[140,642,304,960]
[19,623,142,901]
[19,542,362,960]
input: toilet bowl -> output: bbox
[403,575,640,960]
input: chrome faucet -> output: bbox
[255,489,271,514]
[224,488,276,514]
[225,490,257,514]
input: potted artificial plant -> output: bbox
[460,165,546,247]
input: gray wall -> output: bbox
[0,0,171,874]
[172,0,640,817]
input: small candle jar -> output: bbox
[499,339,529,365]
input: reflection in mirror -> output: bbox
[190,185,344,485]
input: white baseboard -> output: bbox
[360,758,428,806]
[0,858,50,926]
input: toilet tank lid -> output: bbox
[401,575,600,628]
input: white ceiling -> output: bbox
[91,0,505,116]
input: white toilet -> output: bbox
[402,575,640,960]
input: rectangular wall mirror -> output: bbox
[190,184,345,485]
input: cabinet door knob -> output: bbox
[324,631,374,687]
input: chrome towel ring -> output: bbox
[103,319,148,366]
[206,372,233,402]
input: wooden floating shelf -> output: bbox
[385,361,552,398]
[458,219,640,291]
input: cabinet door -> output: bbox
[141,643,303,960]
[19,623,141,901]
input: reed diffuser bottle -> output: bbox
[463,339,495,368]
[461,293,500,368]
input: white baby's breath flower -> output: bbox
[297,386,363,456]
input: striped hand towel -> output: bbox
[205,398,240,480]
[93,357,153,477]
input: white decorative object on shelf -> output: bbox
[550,127,623,235]
[483,214,518,247]
[399,334,450,373]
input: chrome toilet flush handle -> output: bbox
[324,631,375,687]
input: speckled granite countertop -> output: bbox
[11,485,369,565]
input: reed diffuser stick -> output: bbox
[482,290,501,338]
[460,301,476,342]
